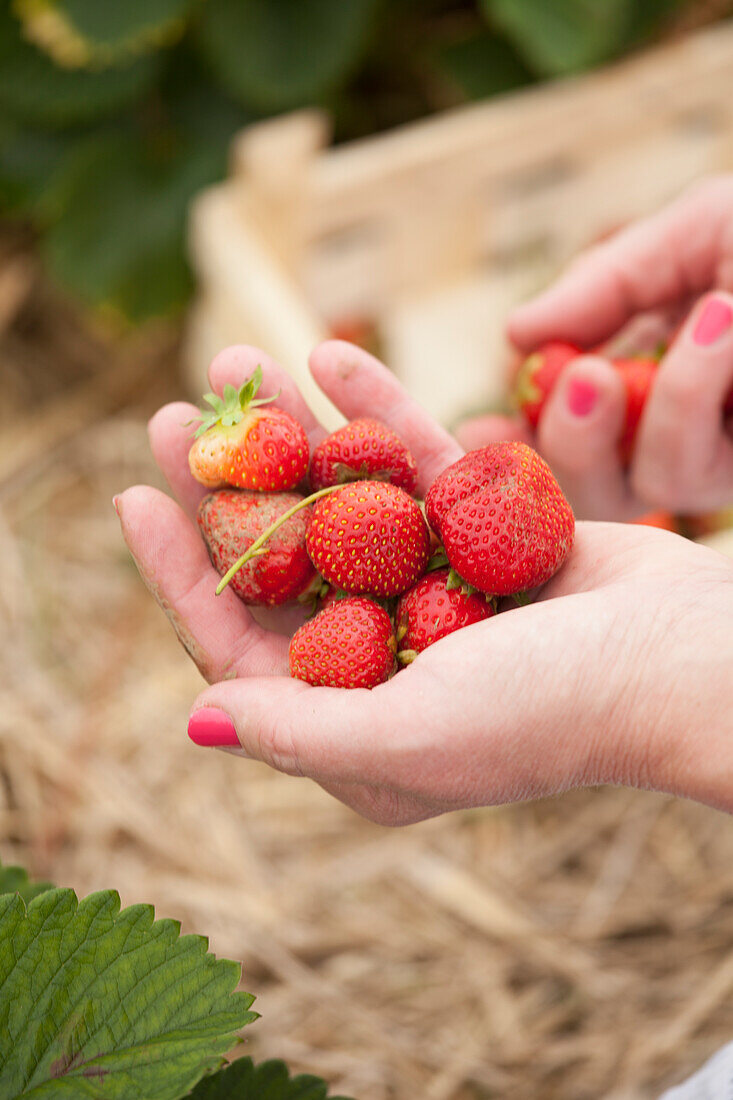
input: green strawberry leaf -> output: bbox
[198,0,379,112]
[0,7,159,128]
[0,120,78,219]
[187,1056,354,1099]
[0,859,54,904]
[16,0,195,67]
[41,74,246,320]
[0,887,257,1099]
[481,0,634,76]
[436,29,534,100]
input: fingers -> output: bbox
[537,356,638,520]
[309,340,463,494]
[508,177,733,352]
[148,402,208,520]
[632,292,733,511]
[454,413,531,451]
[116,485,289,682]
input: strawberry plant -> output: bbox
[0,0,705,322]
[0,858,352,1100]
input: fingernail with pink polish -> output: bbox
[566,377,597,417]
[112,495,121,516]
[693,297,733,346]
[188,707,240,747]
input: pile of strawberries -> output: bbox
[189,367,575,689]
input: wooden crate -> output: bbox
[185,19,733,430]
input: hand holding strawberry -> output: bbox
[496,179,733,520]
[118,340,733,828]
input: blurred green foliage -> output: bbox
[0,0,714,321]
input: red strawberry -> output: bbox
[309,417,418,494]
[612,356,658,463]
[289,596,396,688]
[189,366,309,491]
[306,481,431,598]
[425,442,574,596]
[198,489,316,606]
[396,568,494,662]
[513,342,581,429]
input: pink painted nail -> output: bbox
[693,297,732,346]
[566,377,597,417]
[112,495,121,516]
[188,708,239,747]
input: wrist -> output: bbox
[632,565,733,812]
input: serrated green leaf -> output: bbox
[0,7,159,127]
[17,0,194,67]
[437,30,533,100]
[0,860,54,905]
[198,0,379,112]
[0,888,257,1099]
[482,0,634,76]
[187,1056,354,1100]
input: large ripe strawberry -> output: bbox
[189,366,309,491]
[513,341,581,429]
[198,489,316,606]
[395,568,494,662]
[425,442,574,596]
[309,417,418,494]
[289,596,396,688]
[612,356,658,464]
[306,480,431,598]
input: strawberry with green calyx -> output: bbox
[513,341,581,429]
[188,366,309,491]
[309,417,419,494]
[198,489,317,606]
[395,568,495,664]
[289,596,396,688]
[425,442,575,596]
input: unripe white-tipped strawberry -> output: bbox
[188,366,309,491]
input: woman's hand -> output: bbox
[117,340,733,825]
[459,177,733,520]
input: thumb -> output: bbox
[186,676,391,785]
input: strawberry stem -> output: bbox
[215,484,343,595]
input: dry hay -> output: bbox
[2,233,733,1100]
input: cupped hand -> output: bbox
[459,177,733,520]
[117,341,733,825]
